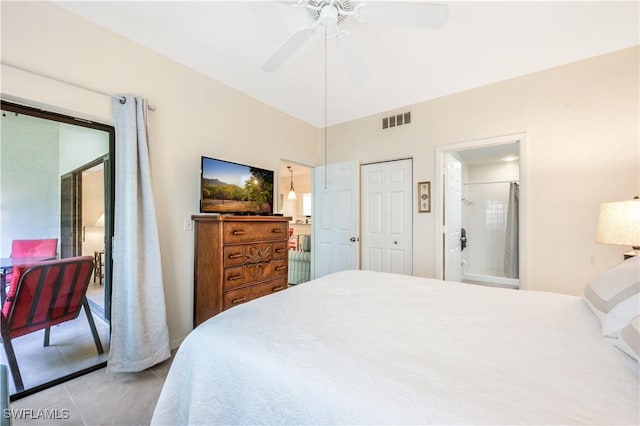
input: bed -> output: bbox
[151,270,639,425]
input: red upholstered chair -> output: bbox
[4,238,58,284]
[10,238,58,258]
[1,256,103,392]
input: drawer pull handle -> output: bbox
[272,229,283,234]
[275,266,286,271]
[275,248,285,253]
[228,253,243,259]
[231,297,246,304]
[272,285,284,292]
[232,230,247,236]
[228,275,242,281]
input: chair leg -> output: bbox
[44,327,51,347]
[82,297,104,354]
[2,337,24,392]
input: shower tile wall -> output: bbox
[462,183,509,276]
[462,162,519,278]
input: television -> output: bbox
[200,156,274,215]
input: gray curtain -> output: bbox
[108,94,170,373]
[504,182,519,278]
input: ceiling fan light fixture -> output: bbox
[262,0,448,77]
[318,4,339,26]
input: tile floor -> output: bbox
[85,281,106,319]
[8,354,173,425]
[4,278,174,425]
[2,306,110,395]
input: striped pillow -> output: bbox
[583,256,640,337]
[615,317,639,362]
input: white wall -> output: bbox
[466,161,519,183]
[82,166,105,257]
[324,46,639,296]
[0,1,318,346]
[59,123,109,175]
[0,112,111,258]
[0,113,59,257]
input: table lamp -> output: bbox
[596,197,640,258]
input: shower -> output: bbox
[461,179,519,287]
[438,138,522,289]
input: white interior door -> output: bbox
[444,153,462,282]
[312,161,359,278]
[361,159,413,275]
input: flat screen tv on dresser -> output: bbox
[200,156,274,215]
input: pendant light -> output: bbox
[287,166,297,200]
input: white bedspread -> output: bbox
[152,270,639,425]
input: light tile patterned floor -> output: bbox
[2,309,111,395]
[4,280,174,425]
[8,355,173,426]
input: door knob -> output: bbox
[460,227,467,251]
[350,237,359,242]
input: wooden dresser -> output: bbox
[192,215,291,327]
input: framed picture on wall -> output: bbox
[418,181,431,213]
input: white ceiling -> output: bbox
[54,1,639,128]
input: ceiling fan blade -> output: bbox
[261,28,315,72]
[355,2,449,29]
[334,32,370,83]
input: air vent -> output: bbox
[381,111,411,130]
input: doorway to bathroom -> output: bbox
[435,133,527,289]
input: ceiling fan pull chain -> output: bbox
[334,29,350,41]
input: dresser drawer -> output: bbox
[272,258,288,278]
[223,221,288,244]
[223,278,287,310]
[224,259,288,291]
[272,241,288,259]
[223,242,288,268]
[223,266,245,289]
[223,246,245,268]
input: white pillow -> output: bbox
[583,256,640,337]
[615,316,639,362]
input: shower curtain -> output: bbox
[504,182,519,278]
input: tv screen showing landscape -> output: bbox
[200,156,274,215]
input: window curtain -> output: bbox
[504,182,519,279]
[108,94,170,373]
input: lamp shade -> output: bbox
[596,199,640,247]
[95,213,105,227]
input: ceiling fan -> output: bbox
[261,1,449,81]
